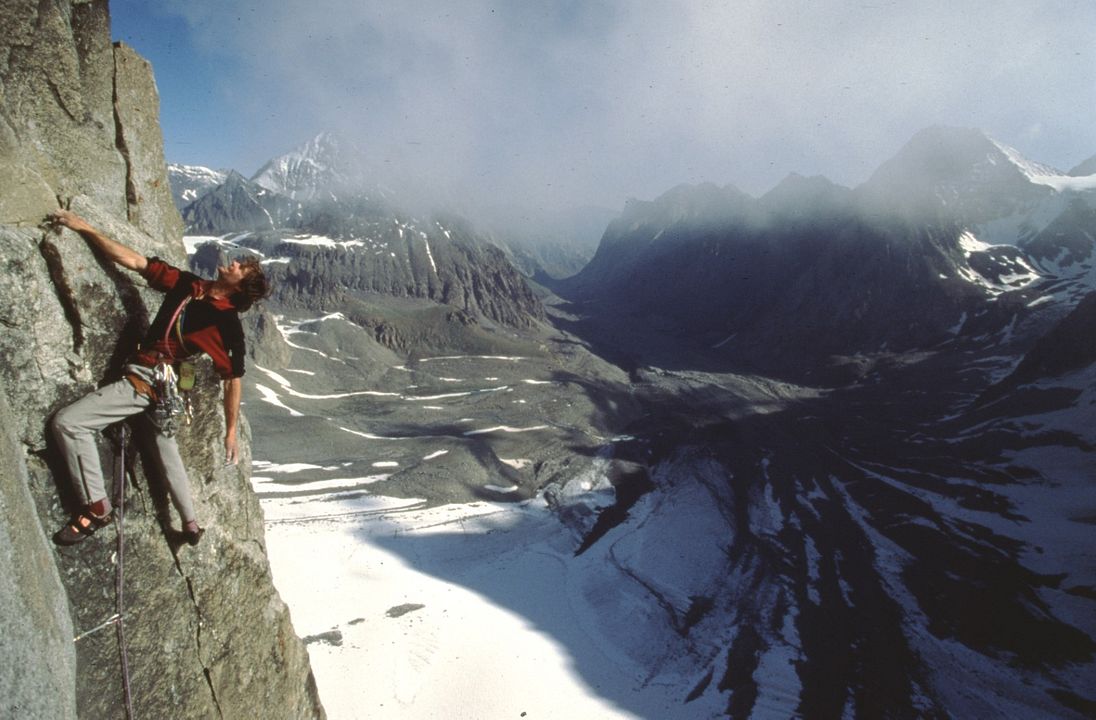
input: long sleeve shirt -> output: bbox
[133,258,246,380]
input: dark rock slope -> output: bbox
[181,136,547,332]
[560,128,1096,380]
[0,3,324,718]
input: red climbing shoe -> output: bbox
[53,508,113,546]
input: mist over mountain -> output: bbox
[472,202,617,280]
[251,131,379,202]
[1070,154,1096,177]
[169,132,607,283]
[7,0,1093,713]
[174,136,546,343]
[858,126,1055,221]
[559,125,1096,381]
[162,124,1096,719]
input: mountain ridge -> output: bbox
[559,125,1096,380]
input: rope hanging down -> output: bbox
[70,423,137,718]
[112,424,136,720]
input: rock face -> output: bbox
[0,3,324,719]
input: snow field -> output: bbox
[262,494,697,719]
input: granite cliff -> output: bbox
[0,2,324,718]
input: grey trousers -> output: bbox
[52,364,195,522]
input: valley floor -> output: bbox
[260,490,714,719]
[242,309,1096,719]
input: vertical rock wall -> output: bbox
[0,2,325,718]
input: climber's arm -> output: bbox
[50,209,148,273]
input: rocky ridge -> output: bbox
[178,145,546,342]
[166,162,227,210]
[0,3,324,718]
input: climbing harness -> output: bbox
[146,296,195,436]
[148,361,185,436]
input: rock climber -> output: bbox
[48,209,269,546]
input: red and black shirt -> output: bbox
[133,258,246,380]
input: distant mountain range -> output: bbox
[170,125,1096,718]
[559,125,1096,381]
[169,134,546,338]
[168,133,606,281]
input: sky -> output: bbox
[110,0,1096,215]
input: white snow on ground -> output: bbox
[253,476,390,493]
[254,359,512,404]
[404,387,510,402]
[273,314,344,360]
[958,231,992,256]
[338,426,417,441]
[252,460,340,474]
[183,232,258,256]
[261,491,710,719]
[418,355,527,362]
[255,383,303,416]
[752,605,804,718]
[462,425,549,436]
[954,231,1041,296]
[831,388,1096,720]
[250,433,750,719]
[483,484,520,493]
[281,234,367,250]
[255,365,402,400]
[422,234,438,274]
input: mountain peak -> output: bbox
[760,173,850,215]
[990,140,1096,192]
[863,126,1002,187]
[1069,154,1096,177]
[250,131,369,200]
[166,163,228,211]
[619,182,752,226]
[858,125,1057,220]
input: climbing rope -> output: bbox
[112,423,136,720]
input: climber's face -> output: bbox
[218,259,248,289]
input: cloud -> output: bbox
[156,0,1096,212]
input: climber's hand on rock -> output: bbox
[50,208,91,233]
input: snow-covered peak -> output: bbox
[989,139,1062,179]
[167,163,229,210]
[250,132,367,200]
[168,163,228,185]
[990,139,1096,192]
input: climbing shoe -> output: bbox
[182,521,205,547]
[53,508,113,546]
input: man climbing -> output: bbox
[48,208,269,547]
